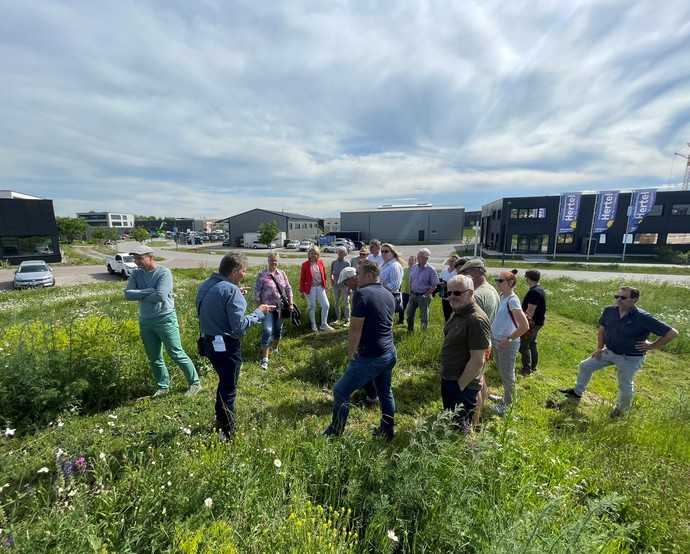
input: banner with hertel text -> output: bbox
[557,192,581,233]
[593,191,619,234]
[626,189,657,234]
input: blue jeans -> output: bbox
[260,311,283,348]
[328,350,397,435]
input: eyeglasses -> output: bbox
[448,290,471,297]
[495,278,505,283]
[614,294,630,300]
[381,249,391,254]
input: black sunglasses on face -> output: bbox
[614,294,630,300]
[495,278,505,283]
[381,250,390,253]
[448,290,471,297]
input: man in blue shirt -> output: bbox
[557,286,677,417]
[407,248,439,332]
[125,245,201,398]
[324,260,397,440]
[196,253,275,440]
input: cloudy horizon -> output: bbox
[2,1,690,219]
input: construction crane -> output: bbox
[674,143,690,191]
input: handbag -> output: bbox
[269,272,293,319]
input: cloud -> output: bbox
[1,0,689,219]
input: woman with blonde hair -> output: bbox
[379,243,404,320]
[491,269,529,415]
[299,246,334,332]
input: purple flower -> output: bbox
[2,533,14,548]
[73,456,87,474]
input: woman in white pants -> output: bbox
[491,270,529,415]
[299,246,334,332]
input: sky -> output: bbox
[2,0,690,219]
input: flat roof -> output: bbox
[342,206,464,213]
[0,190,41,200]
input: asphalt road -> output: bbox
[2,241,690,290]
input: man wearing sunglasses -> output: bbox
[440,275,491,432]
[556,286,678,417]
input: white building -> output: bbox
[76,211,135,229]
[322,218,341,233]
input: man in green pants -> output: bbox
[125,245,201,397]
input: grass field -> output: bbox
[485,260,690,276]
[0,268,689,552]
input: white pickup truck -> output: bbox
[106,253,138,277]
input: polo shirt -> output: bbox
[440,303,491,389]
[351,282,395,358]
[522,285,546,326]
[599,305,672,356]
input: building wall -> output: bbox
[286,219,320,241]
[480,190,690,256]
[228,210,288,246]
[0,198,61,264]
[341,208,465,244]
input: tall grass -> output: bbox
[0,268,688,551]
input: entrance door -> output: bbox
[418,230,425,241]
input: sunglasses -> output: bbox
[448,290,471,297]
[614,294,630,300]
[381,249,391,254]
[495,278,505,283]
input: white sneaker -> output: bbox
[332,319,340,326]
[152,388,169,398]
[184,384,202,397]
[260,358,269,370]
[488,394,503,402]
[320,324,335,332]
[311,326,319,333]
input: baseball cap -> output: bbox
[458,257,486,273]
[337,266,357,285]
[129,245,155,256]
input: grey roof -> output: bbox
[342,205,464,214]
[224,208,318,222]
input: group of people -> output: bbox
[124,240,678,441]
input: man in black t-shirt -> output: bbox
[324,261,397,440]
[519,269,546,375]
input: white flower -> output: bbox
[57,420,64,428]
[5,428,15,437]
[387,529,399,543]
[0,483,9,493]
[108,414,118,420]
[204,497,213,509]
[99,452,107,461]
[181,427,192,435]
[37,467,50,474]
[167,481,172,487]
[273,458,282,468]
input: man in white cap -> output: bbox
[125,245,201,397]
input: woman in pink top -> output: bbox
[299,246,333,332]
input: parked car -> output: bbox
[222,239,233,247]
[322,244,338,253]
[333,239,354,251]
[187,236,202,245]
[13,260,55,289]
[106,253,138,277]
[285,240,300,249]
[252,241,277,249]
[298,240,315,251]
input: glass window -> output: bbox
[511,208,518,219]
[671,204,690,215]
[0,236,55,257]
[633,233,658,244]
[648,204,663,216]
[519,209,528,219]
[528,208,539,218]
[666,233,690,244]
[111,214,122,220]
[557,233,573,245]
[538,208,546,218]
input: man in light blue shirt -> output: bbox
[196,253,275,440]
[407,248,439,331]
[125,245,201,398]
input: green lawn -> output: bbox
[0,270,688,552]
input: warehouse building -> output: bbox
[481,189,690,256]
[76,211,135,229]
[0,190,61,264]
[219,209,320,246]
[340,205,465,244]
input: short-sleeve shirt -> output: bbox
[441,304,491,389]
[522,285,546,326]
[474,282,500,323]
[351,282,395,358]
[599,305,672,356]
[491,293,522,339]
[331,259,351,283]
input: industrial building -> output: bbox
[0,190,61,264]
[220,209,320,246]
[320,218,341,233]
[340,205,465,244]
[76,211,135,229]
[480,189,690,256]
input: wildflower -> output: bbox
[273,458,282,468]
[4,428,15,437]
[0,483,9,493]
[108,414,118,420]
[204,497,213,509]
[167,481,172,487]
[387,529,399,543]
[99,452,106,461]
[181,427,192,435]
[73,457,87,473]
[57,420,64,428]
[37,467,50,474]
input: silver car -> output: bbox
[13,260,56,289]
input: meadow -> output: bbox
[0,267,689,552]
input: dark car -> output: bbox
[222,239,232,247]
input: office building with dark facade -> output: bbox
[481,189,690,256]
[0,191,61,264]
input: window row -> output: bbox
[510,208,547,220]
[289,222,316,230]
[0,236,55,257]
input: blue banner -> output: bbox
[626,189,657,234]
[593,190,619,233]
[557,192,581,233]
